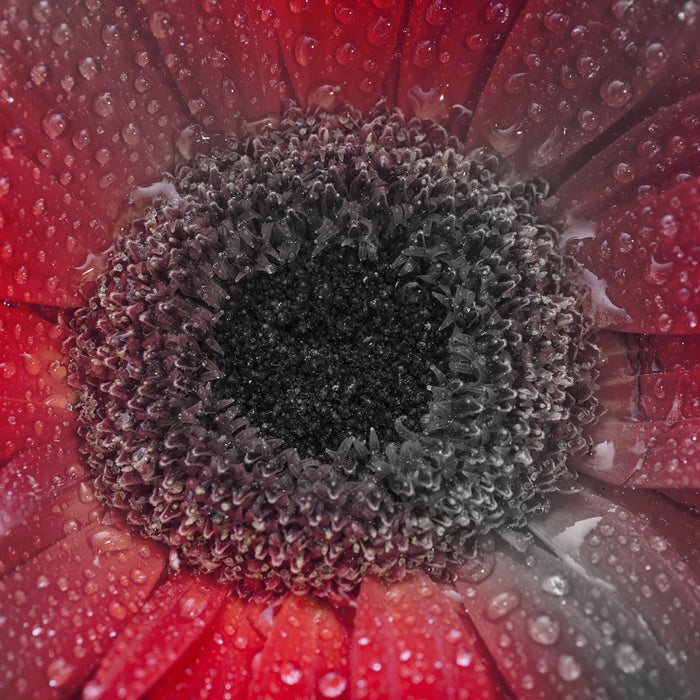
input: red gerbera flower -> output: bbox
[1,1,699,699]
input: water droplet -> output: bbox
[109,601,128,620]
[486,1,511,24]
[644,42,668,74]
[78,56,101,80]
[425,0,450,26]
[89,528,132,554]
[30,62,50,86]
[179,588,208,618]
[318,671,347,698]
[455,649,472,667]
[656,313,673,332]
[294,35,318,67]
[412,40,436,68]
[41,109,70,139]
[542,574,570,596]
[576,54,600,79]
[367,16,392,47]
[614,642,644,673]
[527,613,561,645]
[280,661,302,686]
[543,10,569,33]
[51,22,73,45]
[289,0,308,13]
[557,654,582,681]
[600,78,632,108]
[578,109,599,131]
[46,657,74,688]
[32,1,52,23]
[92,92,116,118]
[613,161,635,183]
[149,10,172,39]
[485,590,521,620]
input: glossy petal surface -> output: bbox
[0,523,166,699]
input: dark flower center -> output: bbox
[67,102,598,601]
[215,242,450,460]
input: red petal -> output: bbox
[83,572,229,700]
[397,0,526,120]
[0,398,75,461]
[140,0,282,129]
[0,303,75,404]
[0,436,85,536]
[248,594,350,699]
[351,572,505,700]
[0,522,166,699]
[147,596,266,700]
[0,0,191,222]
[273,0,403,111]
[0,479,103,576]
[0,150,111,305]
[466,0,697,177]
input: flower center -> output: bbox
[213,242,450,460]
[67,102,598,600]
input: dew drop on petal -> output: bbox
[558,654,582,681]
[46,657,74,688]
[41,109,70,139]
[542,574,571,596]
[614,643,644,674]
[485,590,521,620]
[279,661,302,686]
[600,78,633,108]
[527,613,561,645]
[295,35,319,67]
[179,588,209,619]
[78,56,100,80]
[318,671,347,698]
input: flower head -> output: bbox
[0,1,699,698]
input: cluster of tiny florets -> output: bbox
[67,102,598,600]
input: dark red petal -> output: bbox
[580,481,700,579]
[0,398,75,461]
[549,92,700,221]
[0,0,191,222]
[246,594,349,698]
[598,371,700,423]
[530,488,700,692]
[0,437,85,537]
[0,303,74,403]
[273,0,404,111]
[83,572,229,700]
[351,572,505,700]
[576,413,700,489]
[0,522,166,699]
[146,595,266,700]
[0,479,102,576]
[0,149,111,306]
[563,175,700,333]
[140,0,282,129]
[466,0,697,177]
[396,0,526,120]
[595,330,700,380]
